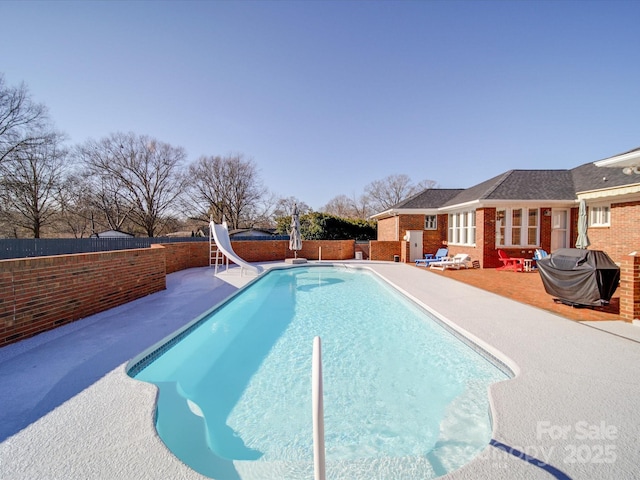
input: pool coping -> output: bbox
[1,261,639,479]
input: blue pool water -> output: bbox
[128,266,510,479]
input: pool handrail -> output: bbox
[312,336,326,480]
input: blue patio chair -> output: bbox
[415,248,448,267]
[530,249,548,270]
[534,249,548,260]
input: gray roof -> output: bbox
[377,156,640,216]
[390,188,464,209]
[443,170,576,207]
[571,161,639,192]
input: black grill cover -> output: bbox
[537,248,620,306]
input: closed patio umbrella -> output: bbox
[289,204,302,258]
[575,199,590,249]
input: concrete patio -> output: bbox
[1,261,639,479]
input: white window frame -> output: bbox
[448,210,476,246]
[424,215,437,230]
[589,204,610,227]
[495,207,539,247]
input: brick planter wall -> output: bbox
[0,239,359,346]
[163,242,210,273]
[0,245,166,346]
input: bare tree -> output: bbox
[321,193,372,219]
[56,173,96,238]
[365,174,438,213]
[89,172,136,232]
[78,132,188,237]
[0,132,68,238]
[187,154,266,230]
[0,74,50,166]
[273,196,311,218]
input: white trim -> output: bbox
[440,199,574,211]
[578,183,640,200]
[594,149,640,168]
[370,208,440,220]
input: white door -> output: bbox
[551,209,569,251]
[406,230,423,262]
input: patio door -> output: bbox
[551,209,569,251]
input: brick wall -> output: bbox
[540,208,552,253]
[431,214,449,253]
[587,201,640,264]
[0,246,166,346]
[163,242,210,273]
[376,217,397,241]
[231,239,355,261]
[619,253,640,321]
[398,214,424,234]
[370,241,401,261]
[0,239,358,346]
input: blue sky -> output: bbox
[2,0,639,210]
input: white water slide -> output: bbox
[210,220,264,276]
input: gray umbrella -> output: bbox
[289,204,302,258]
[575,199,590,249]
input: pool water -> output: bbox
[129,266,510,479]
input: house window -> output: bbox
[528,209,538,245]
[589,205,610,227]
[496,207,539,246]
[448,210,476,245]
[424,215,437,230]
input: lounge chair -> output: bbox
[497,249,524,272]
[429,253,471,271]
[415,248,448,267]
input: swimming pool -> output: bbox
[128,265,511,479]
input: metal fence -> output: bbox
[0,235,290,260]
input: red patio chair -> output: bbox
[497,249,524,272]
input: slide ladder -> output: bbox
[209,225,229,274]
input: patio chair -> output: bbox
[526,249,548,271]
[415,248,448,267]
[534,249,548,260]
[497,249,524,272]
[429,253,471,271]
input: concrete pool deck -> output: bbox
[1,261,639,479]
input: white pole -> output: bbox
[319,246,322,261]
[312,336,326,480]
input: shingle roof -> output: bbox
[571,161,639,192]
[443,170,576,207]
[375,156,640,217]
[390,188,464,209]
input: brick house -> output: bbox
[372,149,640,270]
